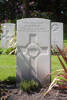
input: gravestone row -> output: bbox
[1,21,63,50]
[0,18,64,85]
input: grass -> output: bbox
[51,55,67,80]
[0,55,16,80]
[51,39,67,80]
[0,55,66,81]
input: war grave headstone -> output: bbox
[17,18,51,84]
[51,22,63,50]
[1,23,15,48]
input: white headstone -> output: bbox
[17,18,51,84]
[51,22,63,50]
[1,23,15,48]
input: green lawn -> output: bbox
[51,55,67,80]
[0,55,16,80]
[0,54,66,81]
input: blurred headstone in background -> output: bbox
[1,23,15,48]
[51,22,63,50]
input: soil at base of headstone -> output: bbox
[0,82,67,100]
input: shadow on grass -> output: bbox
[0,76,16,85]
[0,77,16,92]
[6,76,16,84]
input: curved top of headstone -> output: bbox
[51,22,63,31]
[1,23,15,31]
[1,23,15,28]
[17,18,50,23]
[17,18,51,31]
[51,22,63,25]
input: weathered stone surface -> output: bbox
[1,23,15,48]
[17,18,51,84]
[51,22,63,50]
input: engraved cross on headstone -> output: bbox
[18,33,48,59]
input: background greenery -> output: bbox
[0,0,67,23]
